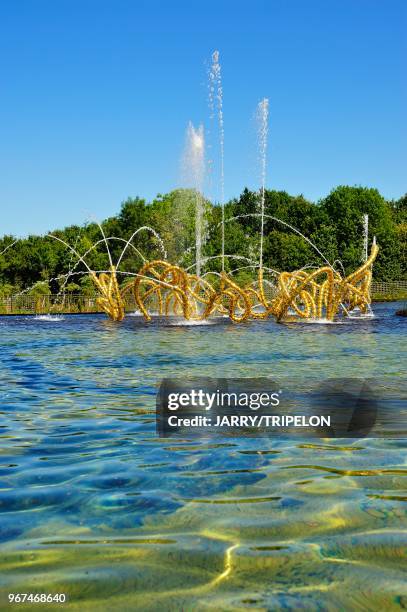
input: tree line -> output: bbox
[0,185,405,297]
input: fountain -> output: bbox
[209,50,225,271]
[257,97,269,300]
[33,51,378,325]
[44,209,377,324]
[182,122,206,277]
[48,224,166,321]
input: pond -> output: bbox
[0,302,406,610]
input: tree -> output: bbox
[0,185,404,295]
[320,186,401,279]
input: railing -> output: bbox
[263,280,407,300]
[371,280,407,293]
[0,294,137,315]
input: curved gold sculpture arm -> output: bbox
[90,266,125,321]
[88,243,379,324]
[338,243,379,314]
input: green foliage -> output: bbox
[320,186,401,279]
[0,283,14,297]
[28,281,49,296]
[265,231,315,271]
[65,282,81,293]
[0,185,404,297]
[392,193,407,224]
[78,275,97,297]
[391,194,406,279]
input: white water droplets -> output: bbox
[209,50,225,270]
[182,122,206,276]
[257,97,269,271]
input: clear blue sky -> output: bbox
[0,0,405,236]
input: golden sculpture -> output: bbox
[201,272,252,322]
[123,260,194,321]
[270,243,378,322]
[56,215,376,325]
[115,243,378,324]
[90,266,125,321]
[122,261,252,323]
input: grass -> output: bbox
[372,290,407,302]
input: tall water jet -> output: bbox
[182,122,206,276]
[256,98,269,276]
[363,213,369,262]
[209,50,225,271]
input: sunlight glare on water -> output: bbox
[0,302,406,609]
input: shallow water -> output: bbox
[0,303,406,610]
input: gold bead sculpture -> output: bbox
[90,266,125,322]
[115,243,378,324]
[271,243,378,322]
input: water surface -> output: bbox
[0,303,406,610]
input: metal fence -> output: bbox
[0,293,137,315]
[371,280,407,294]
